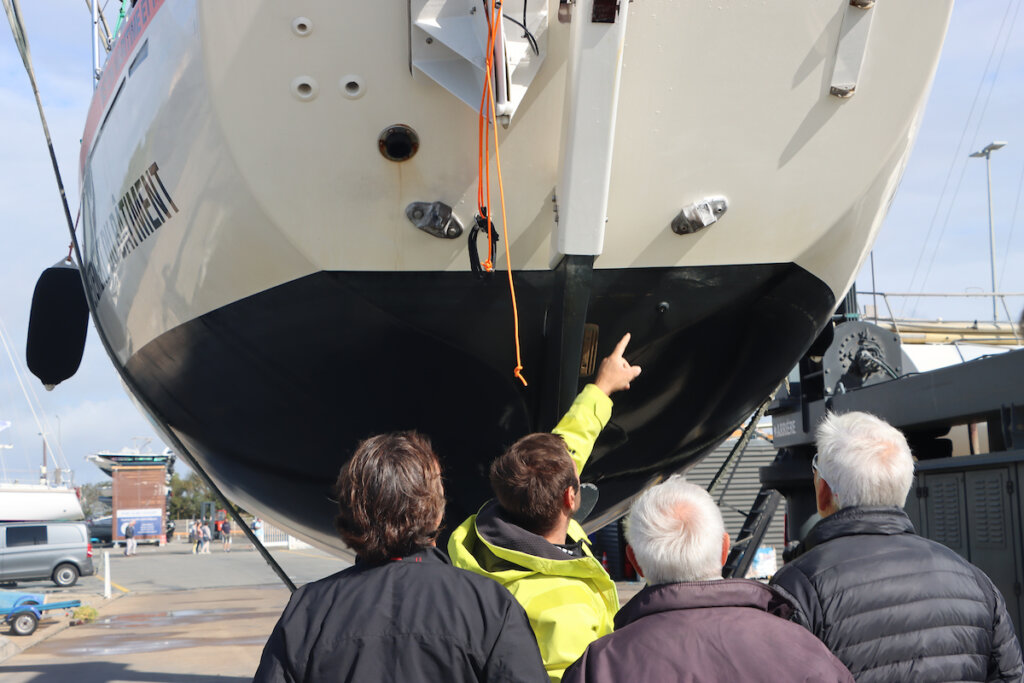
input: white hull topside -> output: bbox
[0,484,84,522]
[80,0,954,364]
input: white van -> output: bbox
[0,522,95,587]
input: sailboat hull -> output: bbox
[126,264,832,549]
[76,0,954,553]
[0,485,84,522]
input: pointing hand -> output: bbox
[594,333,642,396]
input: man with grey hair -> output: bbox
[771,411,1023,682]
[562,476,853,683]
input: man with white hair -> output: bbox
[771,411,1023,682]
[562,477,853,682]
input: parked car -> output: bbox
[0,522,94,587]
[86,516,113,545]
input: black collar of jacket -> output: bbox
[792,505,915,559]
[475,500,587,561]
[355,546,451,567]
[614,579,794,630]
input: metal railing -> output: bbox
[858,291,1023,345]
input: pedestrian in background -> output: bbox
[252,517,264,544]
[563,477,852,683]
[771,411,1023,682]
[221,518,232,552]
[123,519,137,557]
[201,520,212,554]
[254,432,546,683]
[191,520,202,554]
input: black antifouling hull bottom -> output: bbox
[124,264,834,555]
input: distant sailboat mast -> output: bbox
[0,313,72,486]
[40,432,47,485]
[0,420,11,482]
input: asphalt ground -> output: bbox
[90,540,348,593]
[0,540,645,681]
[0,539,348,681]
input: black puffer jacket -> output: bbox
[253,547,547,682]
[771,506,1023,683]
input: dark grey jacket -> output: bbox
[771,506,1024,683]
[253,547,547,683]
[562,578,854,683]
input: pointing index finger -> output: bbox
[612,333,631,359]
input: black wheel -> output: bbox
[11,611,38,636]
[52,563,79,587]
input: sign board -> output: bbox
[115,507,163,536]
[112,465,167,543]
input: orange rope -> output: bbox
[491,96,527,386]
[476,0,504,272]
[474,0,527,385]
[487,1,527,385]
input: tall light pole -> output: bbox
[969,141,1007,321]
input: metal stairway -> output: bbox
[722,487,782,579]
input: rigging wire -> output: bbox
[914,0,1022,317]
[3,0,80,244]
[18,341,71,470]
[0,421,8,481]
[902,0,1019,316]
[503,15,539,56]
[997,161,1024,289]
[2,0,95,480]
[111,0,131,42]
[0,356,25,480]
[911,161,971,318]
[10,0,299,594]
[84,0,113,50]
[68,208,81,262]
[869,251,878,323]
[0,315,67,477]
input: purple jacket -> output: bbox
[563,578,853,683]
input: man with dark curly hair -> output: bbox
[254,432,546,683]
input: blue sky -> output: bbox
[0,1,1021,485]
[855,1,1024,322]
[0,1,164,485]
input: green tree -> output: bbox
[78,482,110,519]
[167,472,214,520]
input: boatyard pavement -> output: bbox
[0,541,346,682]
[0,541,645,681]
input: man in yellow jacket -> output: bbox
[449,334,641,682]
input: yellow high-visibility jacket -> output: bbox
[448,384,619,682]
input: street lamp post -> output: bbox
[969,141,1007,321]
